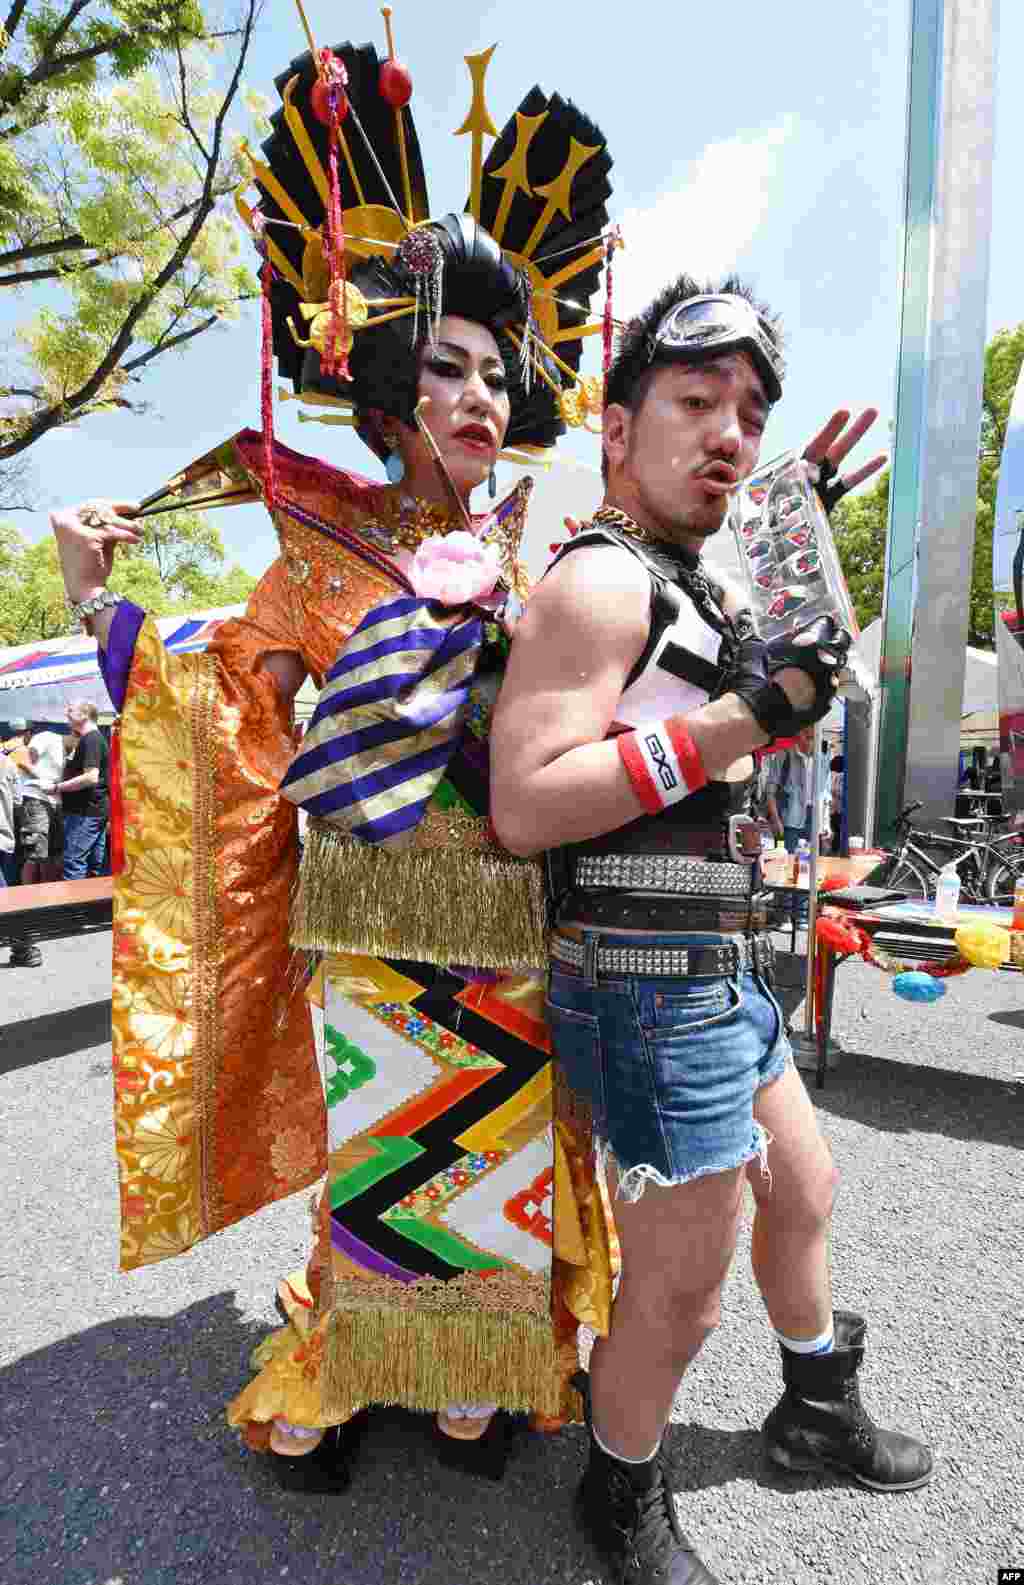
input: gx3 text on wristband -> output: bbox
[617,717,708,815]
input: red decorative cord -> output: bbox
[922,957,971,978]
[601,230,618,402]
[815,913,971,978]
[260,257,277,511]
[108,720,124,876]
[320,48,350,382]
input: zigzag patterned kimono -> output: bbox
[229,618,616,1430]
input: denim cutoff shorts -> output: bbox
[546,931,791,1201]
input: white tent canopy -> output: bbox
[0,606,245,723]
[856,618,997,719]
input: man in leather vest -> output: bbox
[491,277,932,1585]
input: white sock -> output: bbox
[592,1419,661,1464]
[775,1320,835,1355]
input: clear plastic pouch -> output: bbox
[729,450,860,644]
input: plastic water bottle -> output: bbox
[934,862,961,922]
[796,839,811,890]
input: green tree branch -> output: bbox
[832,322,1024,649]
[0,0,263,461]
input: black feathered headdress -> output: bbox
[236,14,615,466]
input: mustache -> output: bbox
[695,460,739,485]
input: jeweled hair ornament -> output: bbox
[234,3,617,468]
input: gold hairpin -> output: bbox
[413,397,474,532]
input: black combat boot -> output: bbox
[578,1433,720,1584]
[763,1310,933,1491]
[9,940,43,967]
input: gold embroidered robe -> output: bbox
[112,435,418,1268]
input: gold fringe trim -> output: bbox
[291,818,548,968]
[190,652,222,1239]
[322,1305,564,1418]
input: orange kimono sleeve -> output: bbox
[113,464,406,1269]
[111,572,326,1268]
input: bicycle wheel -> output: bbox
[985,856,1024,907]
[883,857,931,900]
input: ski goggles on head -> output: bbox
[646,293,784,403]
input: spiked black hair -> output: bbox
[605,273,784,412]
[600,273,783,480]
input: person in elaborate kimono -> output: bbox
[52,12,617,1490]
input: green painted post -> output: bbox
[874,0,942,843]
[874,0,998,844]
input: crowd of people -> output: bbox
[0,705,111,964]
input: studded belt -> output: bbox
[549,930,774,981]
[572,852,752,896]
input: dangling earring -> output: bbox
[488,466,497,499]
[385,448,406,485]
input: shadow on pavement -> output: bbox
[0,999,111,1077]
[1,1288,871,1585]
[666,1421,862,1497]
[806,1049,1022,1150]
[987,1007,1024,1030]
[0,1292,605,1585]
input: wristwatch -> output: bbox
[68,589,124,623]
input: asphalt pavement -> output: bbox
[2,926,1022,1585]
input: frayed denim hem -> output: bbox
[756,1043,792,1094]
[599,1121,774,1205]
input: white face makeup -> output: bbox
[395,315,512,503]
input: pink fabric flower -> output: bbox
[407,532,501,606]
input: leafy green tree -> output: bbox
[0,535,78,640]
[970,323,1024,644]
[828,465,889,633]
[832,322,1024,649]
[111,509,257,608]
[0,0,263,460]
[0,506,255,642]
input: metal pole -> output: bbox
[874,0,999,841]
[804,723,822,1040]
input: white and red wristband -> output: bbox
[616,716,708,815]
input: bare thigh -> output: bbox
[609,1158,746,1309]
[746,1064,836,1218]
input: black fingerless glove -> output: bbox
[717,634,803,737]
[763,616,851,729]
[721,616,851,736]
[813,457,847,516]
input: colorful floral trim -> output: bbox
[382,1147,508,1221]
[366,1000,504,1070]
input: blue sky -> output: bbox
[4,0,1022,583]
